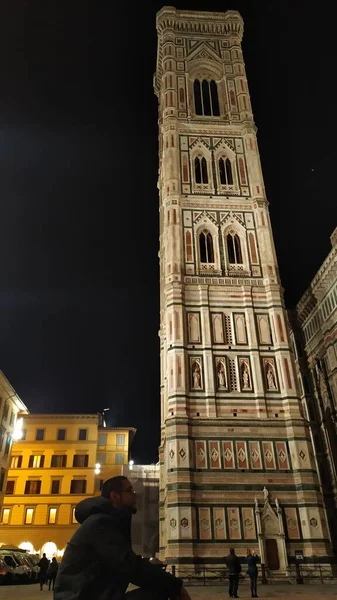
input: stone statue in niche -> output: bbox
[263,486,269,501]
[275,498,279,509]
[192,361,201,389]
[217,360,227,389]
[266,364,276,389]
[241,360,251,389]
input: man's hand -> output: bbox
[179,586,192,600]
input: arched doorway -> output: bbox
[260,503,287,572]
[41,541,57,560]
[19,541,35,554]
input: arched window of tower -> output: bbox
[199,230,214,263]
[193,78,220,116]
[194,156,208,184]
[219,157,233,185]
[227,233,243,264]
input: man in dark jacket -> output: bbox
[54,475,192,600]
[39,553,50,591]
[225,548,241,598]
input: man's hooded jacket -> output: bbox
[54,496,183,600]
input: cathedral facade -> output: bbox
[155,7,333,573]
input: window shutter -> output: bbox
[28,456,34,468]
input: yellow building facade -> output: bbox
[0,371,28,515]
[0,413,135,557]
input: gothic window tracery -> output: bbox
[219,157,233,185]
[227,232,243,264]
[194,156,208,184]
[194,79,220,116]
[199,230,214,263]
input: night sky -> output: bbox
[0,1,334,463]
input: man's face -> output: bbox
[111,478,137,514]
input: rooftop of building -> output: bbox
[0,370,29,414]
[297,227,337,324]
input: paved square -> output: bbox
[1,583,337,600]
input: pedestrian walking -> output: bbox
[39,553,50,591]
[48,557,59,591]
[54,475,192,600]
[225,548,241,598]
[246,549,259,598]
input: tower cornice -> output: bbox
[156,7,244,41]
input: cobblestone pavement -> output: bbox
[1,583,337,599]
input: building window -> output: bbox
[199,230,214,263]
[10,455,22,469]
[0,428,5,451]
[194,156,208,184]
[97,453,106,465]
[116,453,124,465]
[36,429,45,441]
[51,455,67,468]
[5,480,15,495]
[78,429,87,441]
[193,79,220,116]
[116,434,125,446]
[28,455,45,468]
[73,455,89,468]
[57,429,66,441]
[24,480,41,495]
[9,411,15,427]
[70,479,87,494]
[25,508,34,524]
[51,480,61,495]
[1,508,10,524]
[4,435,11,455]
[95,479,104,492]
[2,402,9,421]
[98,433,107,446]
[0,468,5,491]
[21,429,27,441]
[72,507,78,523]
[227,233,243,264]
[48,508,57,524]
[219,158,233,185]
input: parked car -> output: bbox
[0,551,31,584]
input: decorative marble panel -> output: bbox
[262,441,276,469]
[249,441,262,469]
[284,508,301,539]
[213,507,227,540]
[242,507,256,540]
[228,507,241,539]
[198,507,212,540]
[195,440,207,468]
[276,441,290,470]
[257,315,271,345]
[234,313,247,344]
[209,441,221,469]
[236,441,248,469]
[212,313,225,343]
[222,441,235,469]
[187,313,201,343]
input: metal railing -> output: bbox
[168,564,337,586]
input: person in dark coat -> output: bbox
[39,553,50,591]
[48,557,59,591]
[225,548,241,598]
[246,550,259,598]
[54,475,192,600]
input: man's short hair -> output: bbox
[101,476,128,499]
